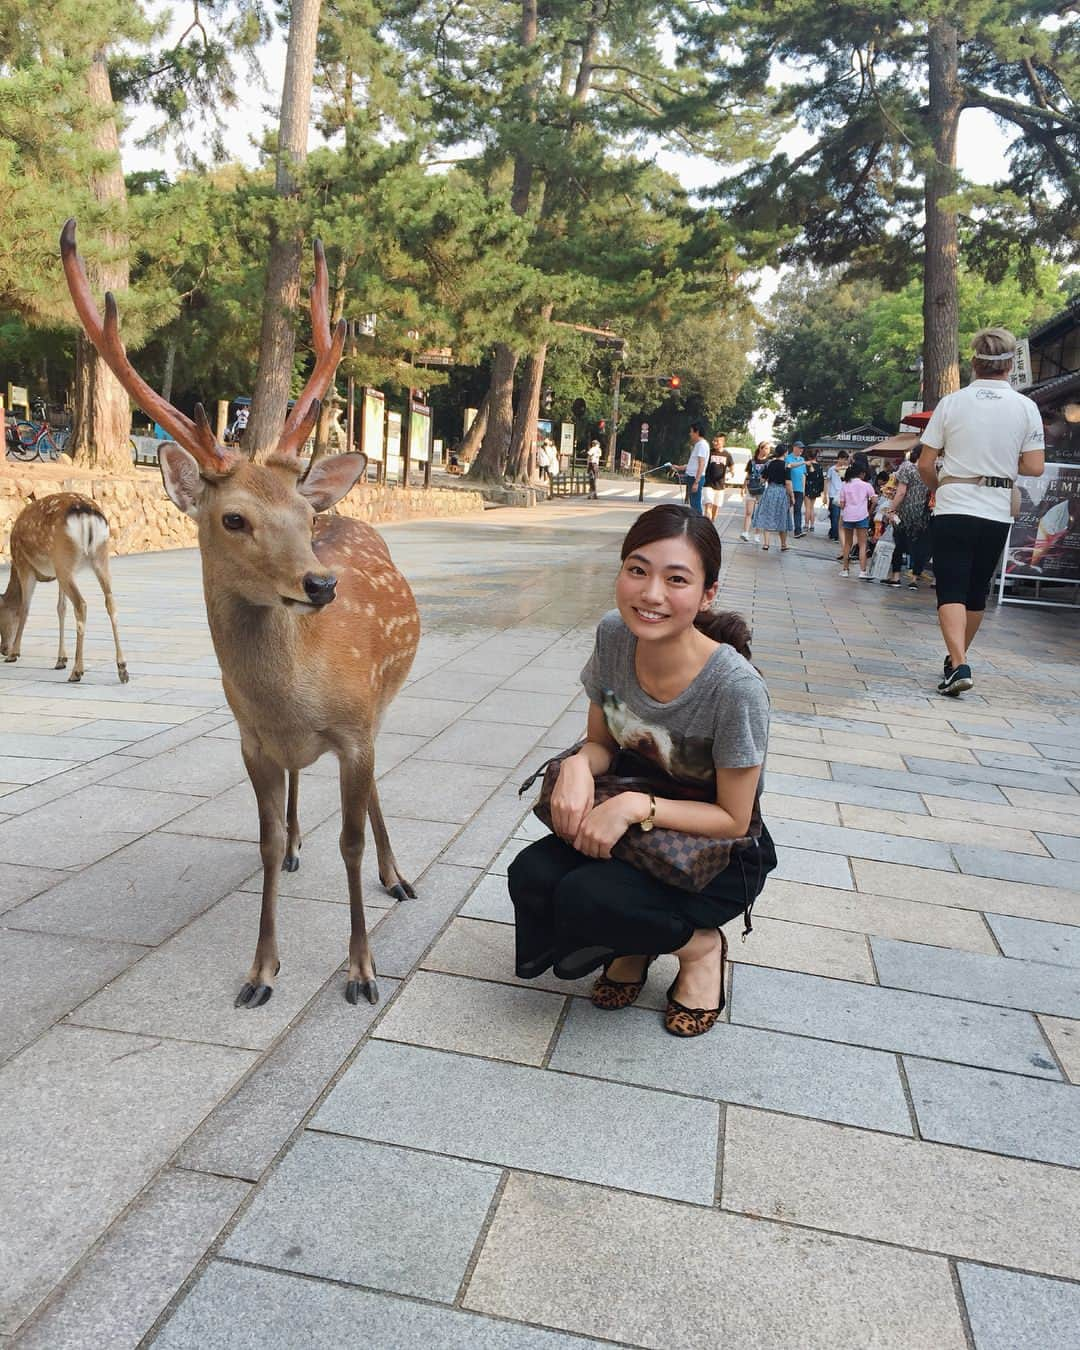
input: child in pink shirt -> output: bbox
[839,467,878,577]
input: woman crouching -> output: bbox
[509,504,776,1038]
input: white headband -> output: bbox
[974,350,1013,363]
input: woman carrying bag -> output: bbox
[509,504,775,1039]
[883,445,933,589]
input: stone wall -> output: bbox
[0,467,485,561]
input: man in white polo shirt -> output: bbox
[918,327,1045,697]
[676,422,710,515]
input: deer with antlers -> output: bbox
[61,219,421,1007]
[1,492,128,683]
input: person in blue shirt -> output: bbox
[784,442,808,536]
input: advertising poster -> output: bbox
[409,402,431,463]
[385,411,403,482]
[361,388,385,462]
[1003,463,1080,586]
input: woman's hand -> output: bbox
[573,792,649,859]
[550,754,596,841]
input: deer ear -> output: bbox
[159,444,206,518]
[298,452,368,512]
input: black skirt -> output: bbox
[507,824,777,982]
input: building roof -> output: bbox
[1027,296,1080,347]
[807,423,889,452]
[866,432,920,457]
[1023,369,1080,406]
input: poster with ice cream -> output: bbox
[1004,464,1080,582]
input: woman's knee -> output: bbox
[507,834,575,900]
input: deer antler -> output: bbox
[60,219,235,473]
[277,239,348,459]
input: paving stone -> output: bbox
[731,964,1059,1077]
[760,790,841,824]
[414,718,545,769]
[1038,831,1080,861]
[0,929,145,1066]
[903,1056,1080,1166]
[1003,785,1080,817]
[313,1039,718,1202]
[985,913,1080,969]
[726,914,875,981]
[153,1262,602,1350]
[375,969,564,1064]
[101,736,250,797]
[755,879,998,953]
[0,754,75,784]
[460,871,515,923]
[403,669,504,702]
[1040,1016,1080,1083]
[973,747,1080,777]
[378,694,465,737]
[552,999,911,1133]
[0,863,66,917]
[722,1107,1080,1280]
[871,937,1080,1017]
[957,1263,1080,1350]
[485,832,535,875]
[160,774,342,842]
[771,844,853,890]
[0,1025,254,1335]
[766,769,928,812]
[13,1170,249,1350]
[440,787,534,868]
[770,818,957,870]
[852,859,1078,925]
[463,1171,965,1350]
[3,834,258,945]
[839,803,1048,855]
[832,761,1009,804]
[952,844,1079,889]
[0,732,134,762]
[499,665,584,697]
[374,756,504,824]
[463,687,573,728]
[371,862,481,978]
[178,976,398,1180]
[0,752,143,815]
[222,1133,499,1302]
[68,892,355,1051]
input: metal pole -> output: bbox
[639,472,645,503]
[607,368,621,469]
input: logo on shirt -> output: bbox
[975,390,1004,400]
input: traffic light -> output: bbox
[541,386,553,414]
[657,375,682,390]
[598,419,606,432]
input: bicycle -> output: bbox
[5,417,68,461]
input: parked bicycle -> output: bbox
[5,416,69,461]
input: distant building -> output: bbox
[1018,299,1080,465]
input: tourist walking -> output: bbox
[802,447,824,533]
[785,441,808,536]
[740,442,769,541]
[917,327,1045,696]
[508,503,775,1038]
[702,436,733,524]
[586,439,602,498]
[752,444,795,551]
[826,450,849,541]
[838,463,877,577]
[884,446,933,589]
[676,423,710,515]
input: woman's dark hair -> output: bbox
[769,443,785,458]
[909,444,923,463]
[620,504,751,656]
[844,463,866,481]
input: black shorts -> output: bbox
[931,514,1009,612]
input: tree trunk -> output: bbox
[245,0,323,460]
[506,343,548,483]
[468,344,517,482]
[70,52,130,474]
[459,393,489,461]
[161,337,177,404]
[922,18,962,409]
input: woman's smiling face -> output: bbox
[615,537,716,641]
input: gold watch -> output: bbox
[639,794,657,833]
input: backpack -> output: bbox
[746,460,765,495]
[805,463,824,496]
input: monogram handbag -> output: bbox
[519,744,762,893]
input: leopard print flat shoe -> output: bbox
[663,932,728,1038]
[591,956,655,1010]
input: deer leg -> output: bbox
[340,749,378,1005]
[90,555,129,684]
[236,743,286,1008]
[4,570,36,662]
[368,783,416,901]
[282,770,301,872]
[57,572,88,682]
[55,587,68,669]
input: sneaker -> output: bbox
[839,568,850,577]
[907,575,919,590]
[881,578,901,587]
[942,654,953,680]
[938,663,973,696]
[754,533,762,543]
[858,570,871,579]
[739,531,750,541]
[793,532,805,539]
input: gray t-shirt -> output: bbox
[580,610,769,790]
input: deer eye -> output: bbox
[222,513,247,532]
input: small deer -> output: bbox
[0,493,128,683]
[61,219,421,1007]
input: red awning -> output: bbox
[900,409,932,428]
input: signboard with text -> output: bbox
[640,421,649,443]
[1000,463,1080,606]
[385,410,403,482]
[361,388,385,463]
[408,402,431,463]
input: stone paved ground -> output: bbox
[2,483,1080,1349]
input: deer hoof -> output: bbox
[118,664,129,684]
[67,671,82,683]
[235,982,274,1008]
[55,658,67,670]
[346,978,379,1006]
[4,654,17,663]
[282,853,300,873]
[387,881,416,902]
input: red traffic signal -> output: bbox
[657,375,682,390]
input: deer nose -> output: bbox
[302,573,337,607]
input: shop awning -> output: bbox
[866,432,920,458]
